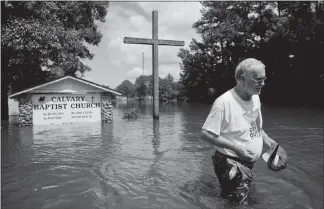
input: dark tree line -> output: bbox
[178,1,324,107]
[2,1,323,123]
[1,1,110,120]
[115,73,181,101]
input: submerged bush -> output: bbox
[122,110,139,119]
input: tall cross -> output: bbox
[124,10,185,119]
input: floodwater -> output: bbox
[1,100,323,209]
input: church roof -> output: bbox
[8,75,121,98]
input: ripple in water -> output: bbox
[1,103,323,209]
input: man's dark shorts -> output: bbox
[212,150,254,205]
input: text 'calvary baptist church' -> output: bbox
[9,76,121,126]
[33,95,101,110]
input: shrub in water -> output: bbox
[122,110,139,119]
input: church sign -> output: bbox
[8,76,122,126]
[32,94,102,125]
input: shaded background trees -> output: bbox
[178,1,324,107]
[1,1,110,120]
[2,1,323,122]
[116,74,179,101]
[115,80,136,98]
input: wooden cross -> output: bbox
[124,10,185,119]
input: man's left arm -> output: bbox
[258,98,277,149]
[261,129,278,149]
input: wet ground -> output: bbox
[2,101,323,209]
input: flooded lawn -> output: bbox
[1,101,323,209]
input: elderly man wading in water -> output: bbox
[201,58,278,205]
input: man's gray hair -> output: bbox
[235,58,265,81]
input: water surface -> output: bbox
[2,100,323,209]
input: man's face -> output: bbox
[243,65,266,96]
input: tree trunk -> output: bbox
[1,47,9,121]
[220,39,225,64]
[1,79,9,121]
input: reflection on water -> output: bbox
[1,100,323,209]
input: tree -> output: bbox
[159,75,171,100]
[178,1,324,106]
[1,1,110,120]
[134,75,154,98]
[116,74,181,100]
[159,73,178,100]
[165,73,174,84]
[115,80,136,98]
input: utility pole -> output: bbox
[142,52,144,75]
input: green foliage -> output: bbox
[134,75,154,98]
[115,74,180,101]
[1,1,109,120]
[115,80,136,98]
[159,74,176,100]
[1,1,109,92]
[178,1,324,106]
[122,110,139,120]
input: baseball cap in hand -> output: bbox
[262,144,288,171]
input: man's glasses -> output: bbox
[249,77,267,84]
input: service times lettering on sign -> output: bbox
[32,94,102,125]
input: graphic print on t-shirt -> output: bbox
[243,109,261,140]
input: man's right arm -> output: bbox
[201,102,239,152]
[201,129,240,152]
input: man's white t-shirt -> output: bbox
[202,88,263,160]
